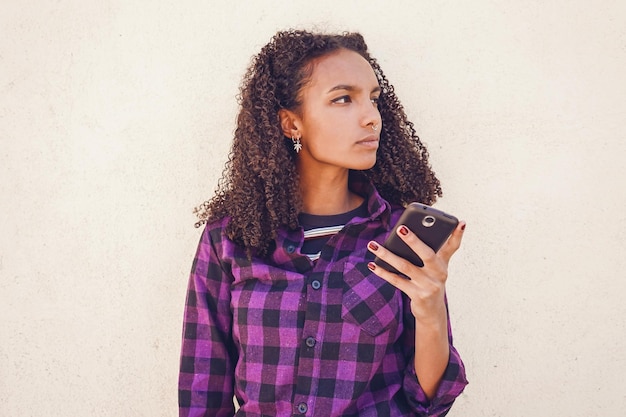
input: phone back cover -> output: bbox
[377,203,458,270]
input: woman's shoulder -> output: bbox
[197,216,233,249]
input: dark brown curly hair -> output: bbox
[195,29,442,257]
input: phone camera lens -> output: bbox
[422,215,436,227]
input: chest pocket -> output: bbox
[341,260,402,337]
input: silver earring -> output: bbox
[292,135,302,153]
[371,124,378,131]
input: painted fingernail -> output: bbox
[461,223,466,231]
[398,225,409,236]
[367,262,376,271]
[368,241,379,251]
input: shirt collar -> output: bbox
[272,171,392,263]
[347,170,392,229]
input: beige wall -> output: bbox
[2,1,625,416]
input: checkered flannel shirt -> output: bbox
[179,175,467,416]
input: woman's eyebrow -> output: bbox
[327,84,382,93]
[327,84,356,93]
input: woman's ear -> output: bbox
[278,109,301,138]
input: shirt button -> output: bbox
[305,337,316,348]
[311,280,321,290]
[297,402,308,414]
[286,244,296,254]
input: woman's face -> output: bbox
[290,48,382,175]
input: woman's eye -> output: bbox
[371,96,380,105]
[332,95,351,104]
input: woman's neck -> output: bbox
[298,168,363,215]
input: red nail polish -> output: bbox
[367,262,376,271]
[461,223,466,231]
[368,241,379,251]
[398,225,409,236]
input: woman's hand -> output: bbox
[366,221,466,399]
[366,221,466,322]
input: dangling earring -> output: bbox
[292,134,302,153]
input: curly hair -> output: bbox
[195,29,442,257]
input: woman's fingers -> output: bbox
[367,220,466,281]
[367,259,414,294]
[393,221,467,265]
[437,221,466,262]
[367,239,442,303]
[368,239,422,280]
[367,221,466,319]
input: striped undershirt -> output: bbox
[298,200,369,261]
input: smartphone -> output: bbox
[374,202,458,273]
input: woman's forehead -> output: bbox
[306,49,379,92]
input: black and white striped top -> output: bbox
[298,200,369,261]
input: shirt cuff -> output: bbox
[403,345,468,416]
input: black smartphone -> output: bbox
[374,202,458,273]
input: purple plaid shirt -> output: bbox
[179,174,467,416]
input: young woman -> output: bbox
[179,30,468,417]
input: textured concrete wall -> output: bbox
[2,1,625,416]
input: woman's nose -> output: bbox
[361,100,381,128]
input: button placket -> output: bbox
[294,270,324,415]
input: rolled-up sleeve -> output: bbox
[402,295,468,416]
[179,225,237,417]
